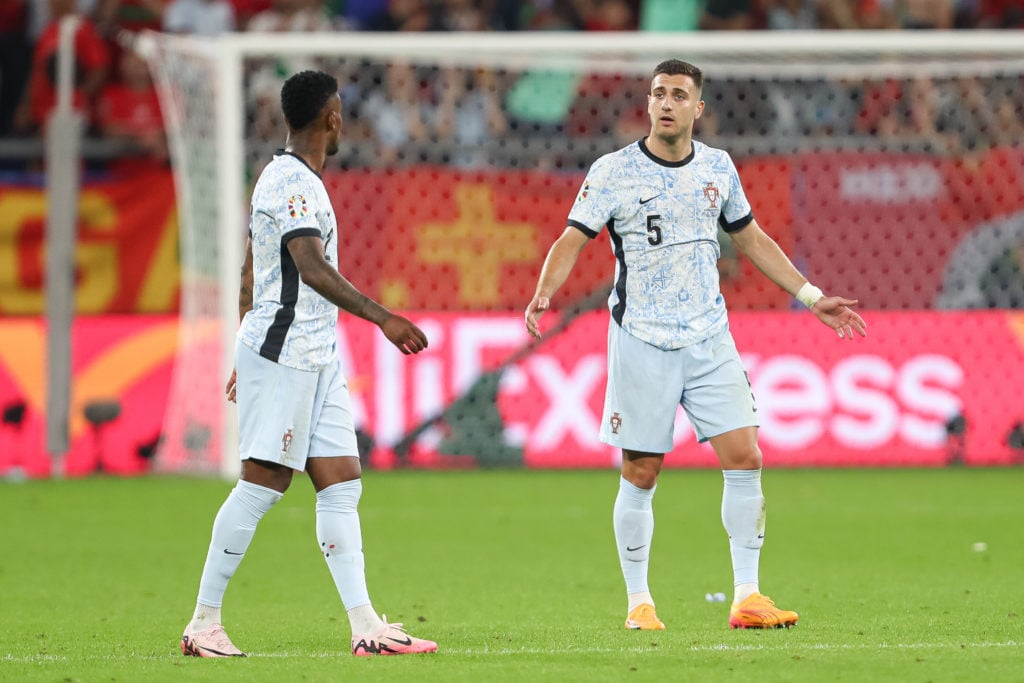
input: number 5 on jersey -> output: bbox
[646,214,662,246]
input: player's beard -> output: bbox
[326,136,340,156]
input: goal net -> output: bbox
[140,31,1024,474]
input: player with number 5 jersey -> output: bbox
[525,59,867,632]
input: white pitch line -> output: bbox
[2,640,1020,664]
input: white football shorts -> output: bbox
[235,340,359,470]
[599,322,758,453]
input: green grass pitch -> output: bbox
[1,468,1021,682]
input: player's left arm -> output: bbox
[287,235,428,355]
[728,219,867,339]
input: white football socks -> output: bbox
[191,479,282,630]
[315,479,384,635]
[613,476,657,611]
[721,469,765,604]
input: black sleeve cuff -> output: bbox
[281,227,322,244]
[720,213,754,233]
[568,219,599,239]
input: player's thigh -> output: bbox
[680,327,758,443]
[308,357,360,459]
[236,340,318,469]
[600,324,686,454]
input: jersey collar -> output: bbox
[637,138,695,168]
[276,149,323,178]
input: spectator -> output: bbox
[96,48,166,169]
[975,0,1024,28]
[520,0,586,30]
[229,0,271,28]
[364,0,432,30]
[769,77,860,138]
[0,0,33,135]
[163,0,236,35]
[13,0,111,135]
[361,61,432,165]
[27,0,100,38]
[247,0,332,30]
[764,0,819,29]
[638,0,701,30]
[901,0,954,28]
[854,0,900,28]
[990,91,1024,148]
[434,66,508,167]
[331,0,387,29]
[245,0,333,157]
[584,0,636,30]
[94,0,168,36]
[700,0,757,30]
[435,0,490,31]
[980,238,1024,308]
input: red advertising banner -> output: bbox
[341,310,1024,469]
[791,148,1024,309]
[4,148,1020,315]
[324,161,794,312]
[0,316,176,478]
[1,311,1022,478]
[0,168,180,314]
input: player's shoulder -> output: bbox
[692,139,735,166]
[589,140,644,175]
[254,153,320,197]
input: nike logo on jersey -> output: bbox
[639,194,662,205]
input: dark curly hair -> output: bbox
[280,70,339,131]
[653,59,703,92]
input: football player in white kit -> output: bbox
[526,60,866,631]
[181,70,437,658]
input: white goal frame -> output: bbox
[138,29,1024,477]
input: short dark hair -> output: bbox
[652,59,703,92]
[280,70,338,131]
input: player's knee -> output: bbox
[242,458,294,493]
[722,447,762,470]
[624,469,659,490]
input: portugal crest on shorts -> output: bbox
[281,428,294,454]
[610,412,622,434]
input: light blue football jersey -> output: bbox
[568,138,753,350]
[238,152,339,371]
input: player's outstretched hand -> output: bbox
[225,368,237,403]
[525,296,550,339]
[812,296,867,339]
[381,314,429,355]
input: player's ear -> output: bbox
[694,100,705,119]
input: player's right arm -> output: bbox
[286,235,428,355]
[239,236,254,323]
[226,236,256,403]
[525,226,590,339]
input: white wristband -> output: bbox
[796,282,824,309]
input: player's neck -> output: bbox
[284,136,327,172]
[645,133,693,163]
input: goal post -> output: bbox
[139,30,1024,476]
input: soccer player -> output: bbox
[180,70,437,658]
[525,59,867,631]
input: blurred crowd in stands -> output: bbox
[0,0,1022,173]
